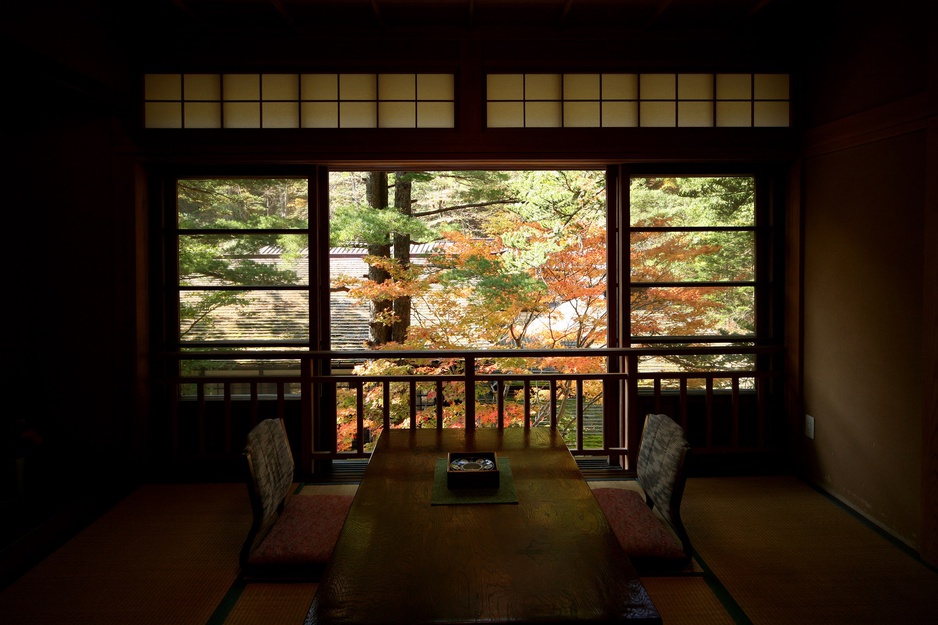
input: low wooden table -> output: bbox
[304,427,661,624]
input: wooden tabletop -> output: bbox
[304,427,661,625]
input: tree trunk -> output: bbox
[392,173,413,344]
[366,172,392,346]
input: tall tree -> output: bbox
[391,172,413,344]
[365,172,392,345]
[331,171,519,347]
[330,170,748,446]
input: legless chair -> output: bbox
[592,413,692,572]
[240,418,354,580]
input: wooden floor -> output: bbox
[1,475,936,624]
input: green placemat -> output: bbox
[431,457,519,505]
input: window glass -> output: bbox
[168,171,771,450]
[327,170,609,445]
[630,286,755,336]
[630,231,755,282]
[629,176,757,340]
[180,290,309,341]
[177,179,308,229]
[179,234,308,287]
[630,176,754,227]
[176,178,309,346]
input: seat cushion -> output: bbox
[247,493,354,567]
[592,487,686,566]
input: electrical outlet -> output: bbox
[805,414,815,440]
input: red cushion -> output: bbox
[592,487,686,563]
[248,493,354,566]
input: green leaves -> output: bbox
[329,203,438,246]
[177,178,308,229]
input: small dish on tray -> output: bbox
[446,451,500,489]
[449,457,496,472]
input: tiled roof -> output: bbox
[184,247,432,348]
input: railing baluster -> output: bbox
[549,379,558,429]
[679,378,688,431]
[757,374,767,446]
[224,381,233,454]
[705,377,714,448]
[197,383,206,456]
[277,381,285,420]
[465,356,476,429]
[523,380,531,429]
[250,381,259,426]
[356,381,365,454]
[496,380,505,429]
[732,377,740,447]
[165,345,782,468]
[626,353,640,471]
[300,359,312,474]
[171,383,180,453]
[383,381,391,429]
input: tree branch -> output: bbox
[412,198,520,219]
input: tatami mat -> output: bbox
[298,484,359,497]
[0,484,248,625]
[221,582,318,625]
[3,477,936,625]
[640,576,736,625]
[219,577,733,625]
[682,476,938,625]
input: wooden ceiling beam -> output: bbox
[268,0,302,34]
[738,0,773,25]
[170,0,199,21]
[559,0,576,26]
[745,0,774,19]
[371,0,386,28]
[645,0,676,30]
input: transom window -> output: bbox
[485,73,789,127]
[145,73,456,129]
[142,71,789,129]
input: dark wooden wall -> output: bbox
[3,0,935,572]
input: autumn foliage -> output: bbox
[332,172,754,450]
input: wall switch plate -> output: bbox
[805,414,815,439]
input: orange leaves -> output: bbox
[630,230,722,283]
[537,355,606,375]
[342,255,427,303]
[630,285,721,336]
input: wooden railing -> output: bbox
[156,345,784,479]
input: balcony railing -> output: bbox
[155,345,784,479]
